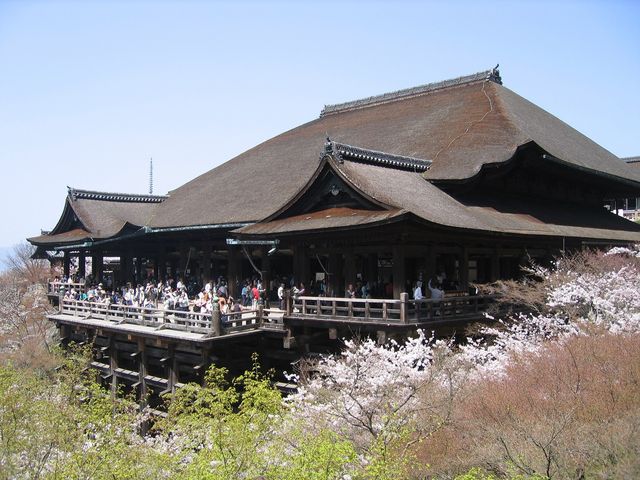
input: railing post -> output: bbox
[285,291,292,316]
[257,304,264,327]
[400,292,408,324]
[211,302,221,336]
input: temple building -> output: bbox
[27,68,640,399]
[29,67,640,297]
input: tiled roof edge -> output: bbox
[68,187,168,203]
[320,66,502,117]
[324,139,431,172]
[623,156,640,164]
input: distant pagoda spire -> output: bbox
[149,158,154,195]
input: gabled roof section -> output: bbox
[28,187,166,247]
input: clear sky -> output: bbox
[0,0,638,251]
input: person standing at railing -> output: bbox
[413,281,424,301]
[428,278,444,300]
[278,283,285,310]
[345,283,356,299]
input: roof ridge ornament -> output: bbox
[66,187,168,203]
[320,66,503,117]
[322,140,431,172]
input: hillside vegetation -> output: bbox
[0,247,638,479]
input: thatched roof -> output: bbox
[29,69,640,246]
[148,68,640,230]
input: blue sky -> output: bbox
[0,0,639,250]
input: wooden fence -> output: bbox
[49,281,86,296]
[57,293,496,337]
[290,292,497,324]
[59,299,284,337]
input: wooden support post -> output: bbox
[261,249,271,306]
[109,335,117,398]
[63,252,70,278]
[92,252,104,282]
[283,328,294,349]
[393,246,406,299]
[377,330,387,345]
[425,244,437,285]
[293,244,310,287]
[157,249,167,282]
[285,290,292,316]
[328,328,337,340]
[227,246,240,299]
[491,249,500,282]
[121,250,132,287]
[257,304,264,327]
[400,292,409,324]
[328,253,342,298]
[367,253,378,284]
[138,338,148,407]
[460,246,469,289]
[178,243,188,281]
[135,256,143,285]
[202,244,212,285]
[167,344,178,393]
[211,301,221,336]
[344,251,356,293]
[78,251,86,278]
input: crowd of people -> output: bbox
[52,269,466,317]
[53,274,264,317]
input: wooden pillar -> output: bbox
[63,252,70,278]
[109,335,118,398]
[157,249,167,282]
[343,251,356,293]
[261,249,271,302]
[202,244,212,285]
[460,246,469,289]
[167,344,178,393]
[177,243,188,282]
[211,301,221,336]
[78,251,86,278]
[152,254,160,282]
[490,249,500,282]
[135,256,143,285]
[227,246,240,298]
[328,253,342,298]
[392,245,406,299]
[425,245,437,284]
[293,245,309,287]
[137,338,148,407]
[120,251,132,287]
[367,253,378,284]
[92,252,103,281]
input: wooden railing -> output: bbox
[59,299,285,337]
[290,293,497,324]
[57,293,496,337]
[49,281,86,296]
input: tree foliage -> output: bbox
[1,246,639,478]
